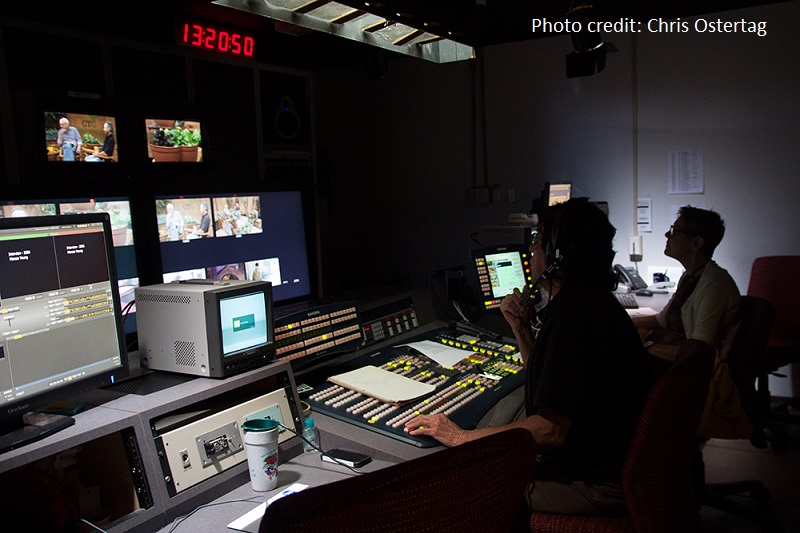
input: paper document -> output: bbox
[400,340,471,368]
[328,365,436,404]
[227,483,308,532]
[626,307,658,317]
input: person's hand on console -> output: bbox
[404,413,468,447]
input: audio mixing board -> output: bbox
[303,324,524,447]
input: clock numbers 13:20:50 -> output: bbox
[181,23,255,57]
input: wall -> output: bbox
[313,1,800,392]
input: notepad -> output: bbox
[328,365,436,405]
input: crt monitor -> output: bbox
[136,280,274,378]
[471,244,533,311]
[0,196,140,338]
[0,214,129,451]
[155,190,313,305]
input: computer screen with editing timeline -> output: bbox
[0,196,140,336]
[0,214,128,450]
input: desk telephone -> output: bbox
[614,264,648,291]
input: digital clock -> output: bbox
[177,20,256,58]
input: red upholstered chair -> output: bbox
[747,256,800,451]
[259,428,537,533]
[699,295,781,530]
[530,347,715,533]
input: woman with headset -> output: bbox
[406,198,652,517]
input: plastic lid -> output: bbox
[305,417,315,429]
[242,418,278,432]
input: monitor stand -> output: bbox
[0,412,75,455]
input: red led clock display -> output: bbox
[178,21,255,58]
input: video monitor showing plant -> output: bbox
[145,118,203,163]
[212,196,262,237]
[44,112,119,163]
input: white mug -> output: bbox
[241,418,279,491]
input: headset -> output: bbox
[518,202,568,308]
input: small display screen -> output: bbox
[44,112,118,163]
[219,291,269,356]
[145,118,203,163]
[484,251,528,299]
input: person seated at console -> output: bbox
[633,206,748,438]
[405,199,652,516]
[632,206,740,365]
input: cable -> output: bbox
[275,421,364,475]
[165,496,266,533]
[79,519,109,533]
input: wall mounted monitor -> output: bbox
[155,190,313,305]
[546,182,572,206]
[43,111,119,163]
[0,196,140,338]
[145,118,203,163]
[0,214,129,452]
[471,244,533,311]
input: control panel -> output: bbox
[304,325,523,447]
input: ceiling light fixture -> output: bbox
[213,0,474,63]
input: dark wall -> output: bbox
[0,18,318,293]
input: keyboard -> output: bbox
[615,292,639,309]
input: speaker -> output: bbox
[260,72,310,145]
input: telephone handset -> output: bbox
[614,264,648,291]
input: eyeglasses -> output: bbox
[668,225,695,237]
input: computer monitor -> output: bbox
[0,214,129,452]
[546,182,572,206]
[470,244,533,311]
[0,196,141,337]
[155,190,314,305]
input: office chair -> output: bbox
[698,295,783,531]
[747,256,800,451]
[259,428,537,533]
[529,346,715,533]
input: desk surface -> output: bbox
[153,411,428,533]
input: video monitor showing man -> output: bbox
[44,112,118,163]
[212,196,262,237]
[156,197,213,242]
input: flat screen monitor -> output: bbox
[0,214,129,452]
[471,244,533,311]
[145,118,203,163]
[43,111,119,163]
[0,196,140,337]
[156,190,313,305]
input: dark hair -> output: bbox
[677,205,725,257]
[539,198,617,290]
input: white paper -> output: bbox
[637,198,652,233]
[668,150,704,194]
[227,483,309,532]
[328,366,435,404]
[400,340,471,368]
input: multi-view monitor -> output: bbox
[155,190,313,304]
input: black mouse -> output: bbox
[636,289,653,297]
